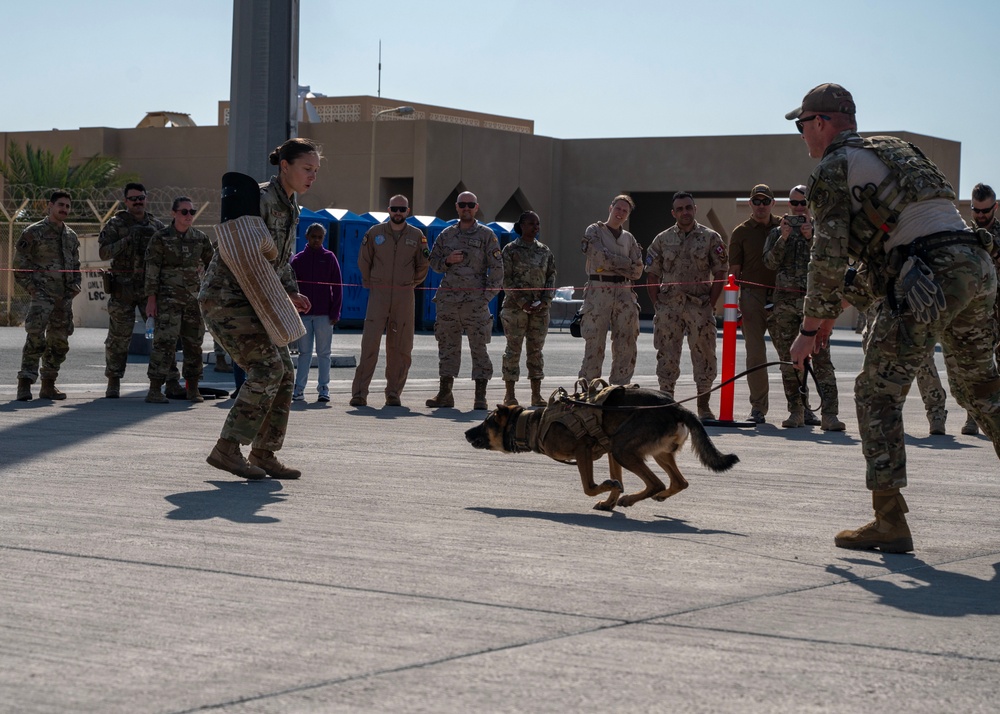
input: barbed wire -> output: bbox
[1,185,221,225]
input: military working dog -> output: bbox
[465,384,739,511]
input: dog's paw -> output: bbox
[600,479,624,492]
[616,495,634,508]
[651,489,670,502]
[593,501,616,512]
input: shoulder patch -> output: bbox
[492,249,502,260]
[644,254,653,265]
[361,234,368,246]
[422,248,430,258]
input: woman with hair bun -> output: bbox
[200,137,322,480]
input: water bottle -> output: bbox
[145,317,154,340]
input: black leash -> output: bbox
[557,361,793,411]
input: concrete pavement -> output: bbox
[1,326,998,713]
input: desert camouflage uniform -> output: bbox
[199,177,299,450]
[14,218,80,381]
[578,222,643,385]
[805,131,1000,490]
[428,222,503,379]
[99,210,178,380]
[646,222,726,396]
[145,223,214,381]
[763,223,840,416]
[351,221,430,401]
[500,237,556,381]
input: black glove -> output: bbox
[899,256,946,324]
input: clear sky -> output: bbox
[3,0,996,197]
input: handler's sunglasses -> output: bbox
[750,197,772,206]
[388,206,408,212]
[125,194,146,202]
[794,114,830,133]
[789,200,808,207]
[176,208,198,216]
[457,202,477,209]
[971,203,997,214]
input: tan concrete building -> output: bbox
[1,95,967,325]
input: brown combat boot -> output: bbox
[207,439,266,480]
[187,378,204,403]
[821,414,846,432]
[782,407,805,428]
[145,379,168,404]
[530,378,547,407]
[165,378,186,399]
[696,393,715,421]
[803,407,821,426]
[425,377,454,408]
[834,488,913,553]
[16,377,33,401]
[473,378,489,410]
[106,376,121,399]
[39,378,66,400]
[249,448,301,479]
[503,380,519,406]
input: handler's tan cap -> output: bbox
[750,184,774,199]
[785,83,856,120]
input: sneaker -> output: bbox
[317,392,330,403]
[748,408,766,424]
[292,391,305,402]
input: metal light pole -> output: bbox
[369,106,415,210]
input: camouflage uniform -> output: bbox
[646,222,727,396]
[427,222,503,379]
[13,218,80,381]
[578,222,644,385]
[144,223,214,381]
[805,131,1000,490]
[763,224,840,416]
[99,210,178,380]
[199,177,299,450]
[351,221,430,401]
[500,237,556,381]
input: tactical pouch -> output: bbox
[897,256,946,324]
[101,270,114,294]
[569,310,583,338]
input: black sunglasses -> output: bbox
[176,208,197,216]
[126,195,146,202]
[388,206,408,213]
[794,114,831,134]
[789,200,808,207]
[971,203,997,214]
[751,197,773,206]
[457,202,477,209]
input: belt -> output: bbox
[904,230,981,257]
[588,274,629,284]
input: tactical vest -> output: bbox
[817,134,956,263]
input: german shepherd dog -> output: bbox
[465,387,739,511]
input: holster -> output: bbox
[101,270,114,294]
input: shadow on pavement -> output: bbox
[165,479,286,523]
[827,555,1000,616]
[468,506,745,537]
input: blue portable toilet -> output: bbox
[406,215,448,330]
[295,207,334,254]
[486,222,515,331]
[319,208,376,327]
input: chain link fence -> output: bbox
[1,185,220,325]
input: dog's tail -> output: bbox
[681,410,739,473]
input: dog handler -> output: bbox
[200,138,320,480]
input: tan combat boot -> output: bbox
[165,378,186,400]
[821,414,846,432]
[834,488,913,553]
[145,379,168,404]
[803,407,821,426]
[39,378,66,400]
[106,376,121,399]
[187,378,204,403]
[425,377,454,408]
[961,413,980,435]
[249,448,301,479]
[16,377,33,402]
[928,413,947,436]
[207,438,266,480]
[782,407,805,428]
[530,378,547,407]
[473,378,489,410]
[503,380,519,406]
[696,393,715,421]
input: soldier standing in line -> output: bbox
[729,184,781,424]
[350,195,429,407]
[645,192,727,420]
[99,183,180,398]
[14,190,80,401]
[425,191,503,411]
[500,211,556,408]
[577,194,644,385]
[788,83,1000,552]
[143,197,214,404]
[763,186,845,431]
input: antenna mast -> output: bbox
[377,40,382,97]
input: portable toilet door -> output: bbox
[486,221,515,332]
[295,207,334,254]
[322,209,377,328]
[406,215,447,331]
